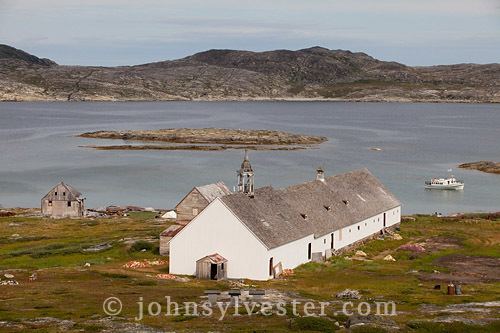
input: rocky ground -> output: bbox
[79,128,327,151]
[1,44,499,102]
[459,161,500,175]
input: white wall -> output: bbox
[169,204,401,281]
[311,206,401,253]
[169,198,270,280]
[268,234,314,273]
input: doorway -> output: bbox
[383,213,386,227]
[210,263,218,280]
[330,233,334,249]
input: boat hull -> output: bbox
[425,184,464,190]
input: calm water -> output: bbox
[0,101,499,214]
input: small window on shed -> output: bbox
[67,201,71,207]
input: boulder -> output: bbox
[383,255,396,261]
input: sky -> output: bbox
[0,0,499,66]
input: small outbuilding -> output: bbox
[41,182,85,218]
[159,224,184,255]
[196,253,227,280]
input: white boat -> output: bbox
[425,176,464,190]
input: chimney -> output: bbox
[316,167,325,182]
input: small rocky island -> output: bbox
[459,161,500,175]
[79,128,327,151]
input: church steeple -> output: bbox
[237,150,254,196]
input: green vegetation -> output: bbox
[0,213,498,332]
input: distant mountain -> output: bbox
[0,44,498,102]
[0,44,56,66]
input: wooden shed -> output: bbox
[195,253,227,280]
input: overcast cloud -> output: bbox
[0,0,499,66]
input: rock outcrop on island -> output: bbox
[1,44,499,102]
[79,128,327,151]
[459,161,500,175]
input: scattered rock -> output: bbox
[336,289,361,299]
[4,273,14,279]
[383,255,396,261]
[399,243,426,253]
[82,243,112,253]
[0,280,19,286]
[355,250,367,257]
[84,263,91,268]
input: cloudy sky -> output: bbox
[0,0,499,66]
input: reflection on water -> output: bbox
[0,101,499,214]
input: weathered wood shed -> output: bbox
[41,182,85,218]
[195,253,227,280]
[175,182,231,224]
[159,224,183,255]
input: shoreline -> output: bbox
[1,97,499,104]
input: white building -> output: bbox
[169,157,401,281]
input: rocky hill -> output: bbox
[0,44,498,102]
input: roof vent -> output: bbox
[342,200,349,206]
[300,213,308,220]
[324,205,332,211]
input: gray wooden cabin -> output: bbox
[175,182,231,224]
[41,182,85,218]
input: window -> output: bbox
[324,239,326,244]
[269,257,273,276]
[221,263,224,270]
[307,243,312,260]
[365,223,367,226]
[48,200,52,206]
[192,208,199,216]
[349,229,351,233]
[63,192,66,196]
[357,226,360,231]
[67,201,71,207]
[54,192,57,196]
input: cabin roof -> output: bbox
[160,224,184,237]
[42,182,82,201]
[221,168,400,249]
[195,182,232,203]
[196,253,227,264]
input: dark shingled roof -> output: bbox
[221,168,400,249]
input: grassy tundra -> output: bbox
[0,211,498,332]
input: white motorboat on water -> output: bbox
[425,176,464,190]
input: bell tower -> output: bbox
[237,150,254,196]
